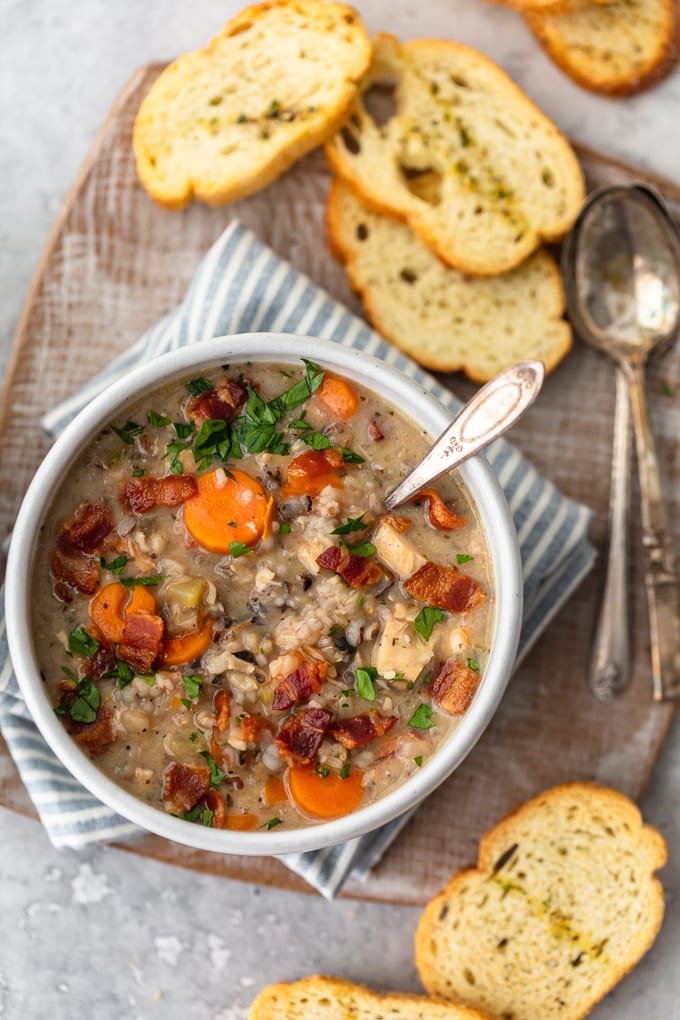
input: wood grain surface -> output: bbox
[1,65,679,904]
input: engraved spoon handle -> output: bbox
[384,361,545,511]
[590,368,632,700]
[625,359,680,700]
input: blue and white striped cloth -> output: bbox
[0,221,595,897]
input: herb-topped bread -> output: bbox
[248,976,496,1020]
[133,0,373,209]
[325,34,585,276]
[327,178,572,379]
[415,783,667,1020]
[524,0,680,96]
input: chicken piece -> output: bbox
[372,520,426,579]
[434,619,472,659]
[372,607,431,682]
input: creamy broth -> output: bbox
[33,360,493,832]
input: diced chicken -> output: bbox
[372,521,426,579]
[372,607,431,682]
[435,620,472,659]
[296,534,330,575]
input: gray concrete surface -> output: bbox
[1,2,679,1017]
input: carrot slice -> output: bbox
[314,374,358,420]
[282,448,345,497]
[263,774,287,806]
[126,585,157,615]
[287,763,364,819]
[161,617,213,667]
[224,813,258,831]
[90,582,127,644]
[183,468,271,553]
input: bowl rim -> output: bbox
[6,332,522,855]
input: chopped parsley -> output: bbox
[199,750,226,788]
[186,377,212,397]
[68,626,100,658]
[101,659,134,687]
[331,513,367,536]
[356,665,379,701]
[69,677,101,724]
[99,554,128,575]
[315,764,331,778]
[265,817,282,830]
[120,575,165,587]
[340,447,365,464]
[339,763,352,780]
[111,420,143,445]
[342,540,376,558]
[229,541,253,558]
[408,704,435,729]
[182,805,213,826]
[174,421,194,440]
[414,755,424,767]
[132,469,145,477]
[166,439,190,474]
[182,674,203,699]
[180,698,193,711]
[414,606,445,641]
[147,410,170,427]
[456,553,474,565]
[302,431,332,451]
[279,522,291,535]
[467,658,480,672]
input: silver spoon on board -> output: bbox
[562,184,680,701]
[384,361,544,510]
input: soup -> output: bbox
[32,359,493,831]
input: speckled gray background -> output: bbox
[2,2,680,1017]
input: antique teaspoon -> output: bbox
[563,184,680,701]
[385,361,544,510]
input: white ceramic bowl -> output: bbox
[6,333,522,855]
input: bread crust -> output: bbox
[415,782,667,1020]
[248,974,497,1019]
[133,0,373,209]
[525,0,680,96]
[326,177,572,380]
[325,33,585,277]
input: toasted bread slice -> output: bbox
[525,0,680,96]
[327,178,571,380]
[415,783,667,1020]
[325,34,585,276]
[493,0,614,13]
[248,975,496,1020]
[133,0,372,209]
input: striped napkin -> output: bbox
[0,221,595,898]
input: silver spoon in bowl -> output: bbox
[385,360,544,511]
[562,184,680,701]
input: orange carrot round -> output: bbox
[161,617,213,666]
[90,582,127,644]
[183,468,271,553]
[282,448,345,497]
[126,585,157,615]
[224,813,258,831]
[314,374,359,420]
[263,774,287,806]
[287,763,364,819]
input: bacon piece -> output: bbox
[51,533,100,596]
[119,612,164,672]
[413,489,466,531]
[272,659,329,711]
[238,713,268,744]
[88,646,117,680]
[64,503,113,553]
[283,448,345,497]
[69,707,118,755]
[316,545,383,588]
[203,788,228,828]
[275,707,332,766]
[381,514,412,533]
[404,561,485,614]
[432,660,481,715]
[121,474,198,514]
[214,689,230,732]
[163,762,211,814]
[368,418,384,441]
[330,711,397,749]
[187,378,247,425]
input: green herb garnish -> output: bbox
[69,677,101,724]
[414,755,424,767]
[279,522,291,535]
[331,513,367,536]
[340,447,365,464]
[147,410,170,427]
[111,420,143,445]
[315,764,331,778]
[356,665,379,701]
[342,541,376,558]
[186,377,212,397]
[467,658,480,672]
[68,626,100,658]
[339,764,352,780]
[182,674,203,699]
[99,554,128,575]
[408,704,435,729]
[120,575,165,587]
[199,750,226,788]
[302,431,332,450]
[101,659,134,687]
[229,541,253,558]
[180,697,192,711]
[166,439,189,474]
[265,817,282,830]
[456,553,474,565]
[414,606,445,641]
[174,422,194,439]
[132,469,145,477]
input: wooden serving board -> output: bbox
[1,66,679,904]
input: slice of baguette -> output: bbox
[248,975,496,1020]
[325,34,585,276]
[525,0,680,96]
[327,178,571,380]
[493,0,614,13]
[133,0,372,209]
[415,783,667,1020]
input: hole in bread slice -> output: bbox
[398,163,443,206]
[363,81,398,127]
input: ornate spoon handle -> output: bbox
[625,359,680,700]
[590,368,632,700]
[385,361,545,511]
